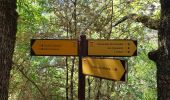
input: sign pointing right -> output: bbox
[82,57,127,81]
[88,40,137,56]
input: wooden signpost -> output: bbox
[31,35,137,100]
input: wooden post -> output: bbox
[78,34,87,100]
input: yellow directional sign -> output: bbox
[31,39,78,56]
[82,57,126,81]
[88,40,137,56]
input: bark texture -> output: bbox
[0,0,18,99]
[148,0,170,99]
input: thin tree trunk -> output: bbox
[73,0,77,38]
[70,57,75,100]
[106,82,111,99]
[96,79,102,100]
[66,0,69,98]
[0,1,18,99]
[107,0,114,39]
[65,57,69,100]
[87,77,91,100]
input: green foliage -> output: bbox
[10,0,159,99]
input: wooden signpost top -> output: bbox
[31,39,137,57]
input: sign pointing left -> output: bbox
[31,39,78,56]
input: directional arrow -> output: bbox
[31,39,78,56]
[88,40,137,56]
[82,57,127,81]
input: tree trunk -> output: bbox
[148,0,170,99]
[0,0,18,99]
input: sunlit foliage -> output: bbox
[9,0,159,99]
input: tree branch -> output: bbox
[134,15,160,30]
[112,14,135,27]
[14,63,47,100]
[113,14,160,30]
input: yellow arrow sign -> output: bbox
[88,40,137,56]
[31,39,78,56]
[82,57,126,81]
